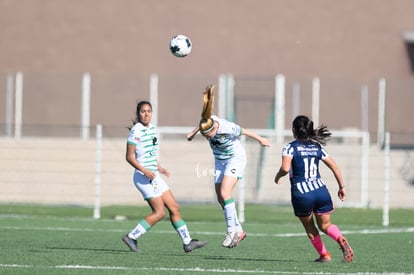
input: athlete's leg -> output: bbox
[298,214,320,239]
[220,175,240,232]
[315,213,354,262]
[145,196,167,225]
[123,173,166,251]
[162,189,182,223]
[215,183,224,207]
[316,212,345,242]
[162,189,190,243]
[220,175,238,201]
[220,175,245,247]
[162,189,208,251]
[315,213,332,235]
[126,196,165,239]
[214,158,244,207]
[299,214,329,259]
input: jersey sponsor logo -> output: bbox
[297,146,318,151]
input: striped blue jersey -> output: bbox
[208,115,245,161]
[282,140,329,194]
[127,122,159,172]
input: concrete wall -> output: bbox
[0,0,414,146]
[1,136,413,208]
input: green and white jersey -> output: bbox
[127,122,159,172]
[208,115,246,161]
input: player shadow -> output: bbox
[203,255,296,263]
[161,252,297,263]
[42,248,303,262]
[42,246,130,253]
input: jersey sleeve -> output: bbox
[321,147,329,160]
[282,143,294,158]
[127,124,140,145]
[214,116,242,136]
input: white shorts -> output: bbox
[214,157,246,184]
[133,171,169,200]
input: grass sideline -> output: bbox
[0,204,413,274]
[1,203,414,226]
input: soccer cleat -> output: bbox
[222,232,233,247]
[122,234,140,252]
[338,236,354,262]
[183,239,208,253]
[222,231,246,248]
[314,252,331,262]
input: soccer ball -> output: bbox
[169,35,192,58]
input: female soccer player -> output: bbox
[121,100,207,253]
[274,115,354,262]
[187,85,270,248]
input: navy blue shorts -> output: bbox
[291,185,334,217]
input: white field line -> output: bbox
[0,264,412,275]
[0,224,414,237]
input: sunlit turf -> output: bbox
[0,204,413,274]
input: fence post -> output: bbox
[150,74,158,126]
[217,74,235,121]
[81,73,91,141]
[218,74,226,119]
[377,78,386,148]
[291,82,300,121]
[14,72,23,140]
[93,124,103,219]
[360,131,370,207]
[312,77,320,127]
[275,74,285,143]
[238,135,246,223]
[361,85,369,132]
[6,73,14,137]
[382,132,390,226]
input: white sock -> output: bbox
[128,220,150,239]
[173,220,192,245]
[224,201,242,232]
[176,225,192,245]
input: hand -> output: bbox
[186,127,199,141]
[338,187,346,201]
[260,137,270,147]
[274,175,282,185]
[274,168,288,185]
[159,167,170,178]
[144,170,156,180]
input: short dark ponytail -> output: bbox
[292,115,331,145]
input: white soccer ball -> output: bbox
[169,35,192,58]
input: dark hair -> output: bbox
[292,115,331,145]
[128,100,152,129]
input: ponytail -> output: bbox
[292,115,331,145]
[199,85,215,134]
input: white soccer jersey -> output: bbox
[127,122,159,172]
[208,115,246,161]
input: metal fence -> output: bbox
[1,125,412,209]
[1,72,414,147]
[1,72,414,217]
